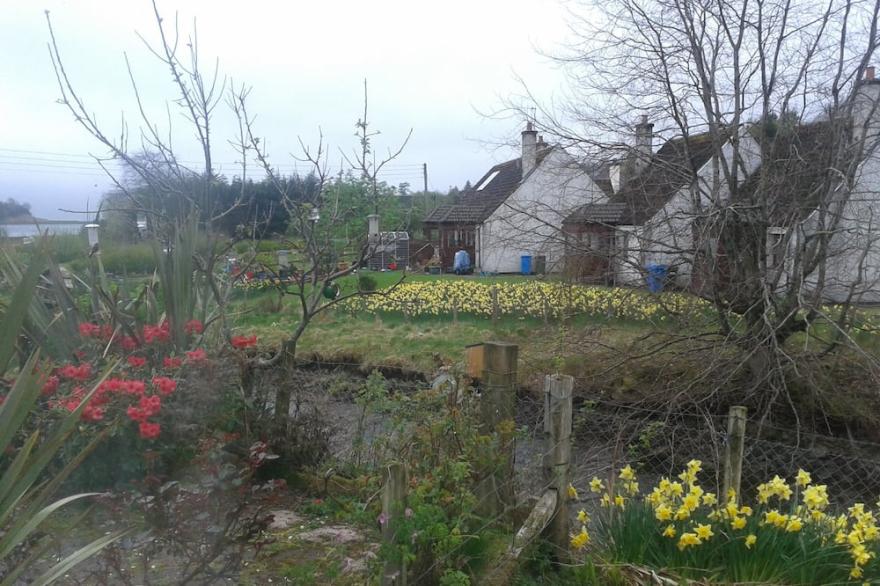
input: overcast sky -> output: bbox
[0,0,571,219]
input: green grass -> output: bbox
[229,294,650,378]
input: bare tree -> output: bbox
[500,0,880,417]
[230,81,410,426]
[46,2,244,349]
[45,4,411,428]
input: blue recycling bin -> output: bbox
[645,264,668,293]
[520,255,533,275]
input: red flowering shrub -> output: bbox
[185,348,207,363]
[127,356,147,369]
[59,363,92,381]
[143,321,171,344]
[163,356,183,369]
[184,319,204,335]
[78,322,101,337]
[152,376,177,396]
[138,421,161,439]
[121,336,140,351]
[41,375,59,396]
[230,335,258,349]
[44,320,201,443]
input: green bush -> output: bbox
[101,243,157,274]
[358,274,378,292]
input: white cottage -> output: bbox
[423,123,604,274]
[563,68,880,303]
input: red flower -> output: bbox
[78,322,101,337]
[121,336,140,351]
[126,406,146,422]
[41,375,59,396]
[230,335,258,349]
[59,363,92,381]
[185,348,207,363]
[184,319,204,335]
[163,356,183,369]
[139,394,161,417]
[127,356,147,368]
[152,376,177,396]
[122,380,146,397]
[138,421,161,440]
[143,322,171,344]
[81,404,104,422]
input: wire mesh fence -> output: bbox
[517,394,880,511]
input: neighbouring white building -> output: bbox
[423,123,604,274]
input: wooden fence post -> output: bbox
[382,462,408,586]
[722,406,747,503]
[452,297,459,325]
[491,285,499,325]
[478,342,518,521]
[544,374,573,561]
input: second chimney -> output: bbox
[634,115,654,173]
[522,121,538,176]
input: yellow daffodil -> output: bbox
[589,477,605,493]
[694,524,714,540]
[662,524,676,538]
[745,534,757,549]
[796,469,812,487]
[570,526,590,550]
[785,517,803,532]
[655,504,673,521]
[677,532,702,550]
[567,484,579,500]
[577,509,589,523]
[619,465,636,481]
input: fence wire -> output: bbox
[512,392,880,511]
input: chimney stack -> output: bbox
[634,115,654,174]
[522,121,538,176]
[867,66,876,81]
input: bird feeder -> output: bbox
[322,282,339,300]
[277,249,290,269]
[84,224,100,251]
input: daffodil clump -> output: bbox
[571,462,880,584]
[341,280,709,321]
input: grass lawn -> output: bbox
[230,290,652,381]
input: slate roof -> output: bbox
[736,120,837,224]
[424,148,552,225]
[565,132,716,226]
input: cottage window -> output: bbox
[476,170,500,191]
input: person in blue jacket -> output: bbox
[453,249,471,275]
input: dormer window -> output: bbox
[476,170,500,191]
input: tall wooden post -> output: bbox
[478,342,518,521]
[381,462,408,586]
[722,406,747,503]
[452,297,459,325]
[490,285,500,325]
[544,374,573,561]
